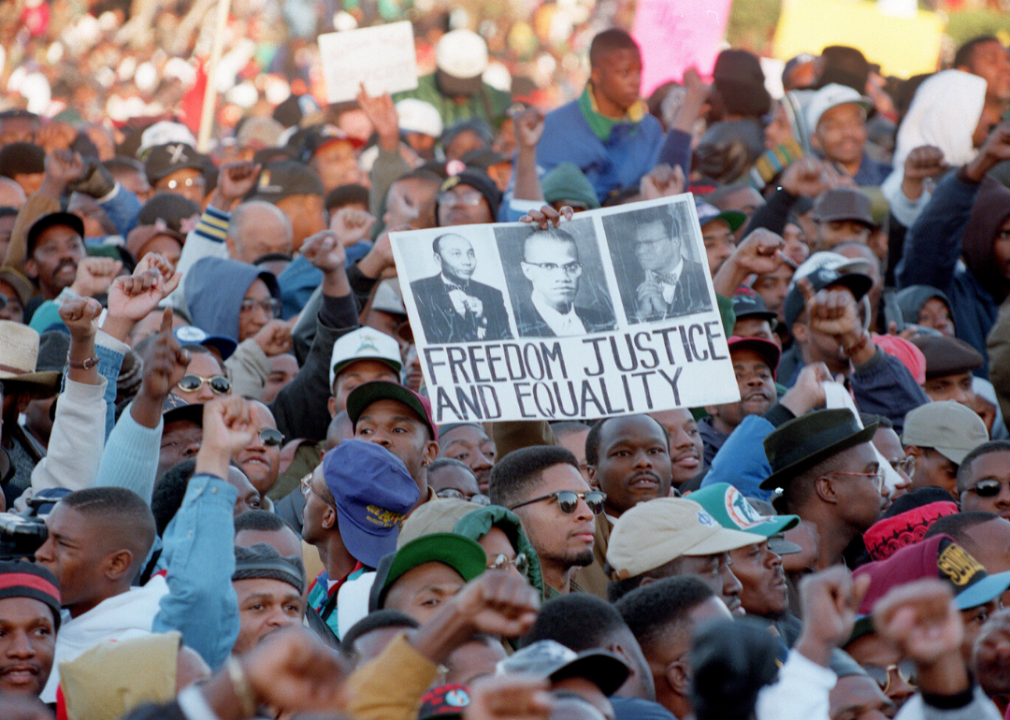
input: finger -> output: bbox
[164,271,182,294]
[160,307,174,334]
[797,276,815,305]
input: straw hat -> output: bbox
[0,321,61,394]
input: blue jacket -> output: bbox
[536,98,664,204]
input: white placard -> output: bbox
[391,195,740,423]
[318,21,418,103]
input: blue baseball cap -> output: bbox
[322,439,420,568]
[174,325,238,361]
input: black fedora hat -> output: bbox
[760,409,878,491]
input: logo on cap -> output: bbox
[725,487,765,529]
[445,690,469,707]
[697,511,715,527]
[175,326,208,343]
[258,170,281,193]
[938,543,985,587]
[366,505,404,528]
[356,336,381,355]
[167,144,190,164]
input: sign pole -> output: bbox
[197,0,232,152]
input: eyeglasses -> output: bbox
[163,176,205,190]
[488,553,529,574]
[891,456,915,476]
[435,488,491,505]
[863,661,916,695]
[240,298,281,316]
[439,190,484,207]
[523,261,583,277]
[965,479,1010,498]
[300,473,333,505]
[257,428,284,447]
[509,490,606,515]
[826,470,885,493]
[177,374,232,395]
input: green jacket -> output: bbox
[394,73,512,128]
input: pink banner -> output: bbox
[632,0,733,96]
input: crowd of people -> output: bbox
[3,6,1010,720]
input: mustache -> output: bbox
[54,258,78,274]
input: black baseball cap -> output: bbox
[783,266,872,328]
[26,212,85,255]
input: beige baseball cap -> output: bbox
[606,498,760,580]
[902,400,989,465]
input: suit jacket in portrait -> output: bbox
[513,293,616,338]
[410,274,513,344]
[622,257,711,323]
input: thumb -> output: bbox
[160,307,174,334]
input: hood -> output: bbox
[184,257,280,341]
[454,505,545,600]
[893,70,987,170]
[961,176,1010,302]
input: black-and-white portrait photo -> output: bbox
[495,219,616,338]
[603,202,712,324]
[405,232,513,344]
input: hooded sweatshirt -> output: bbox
[961,177,1010,307]
[183,256,281,342]
[453,505,546,600]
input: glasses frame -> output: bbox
[300,473,334,506]
[509,490,607,515]
[258,428,284,447]
[864,661,916,695]
[177,374,232,395]
[488,552,530,574]
[966,479,1010,498]
[826,469,885,493]
[521,261,583,277]
[434,487,491,505]
[240,298,281,317]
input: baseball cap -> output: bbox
[300,124,365,163]
[396,99,444,138]
[606,498,760,580]
[144,143,209,183]
[498,640,630,697]
[418,684,471,720]
[804,83,872,131]
[137,121,198,158]
[854,534,1010,613]
[251,160,325,202]
[695,199,746,233]
[161,394,203,426]
[689,483,800,539]
[321,439,420,568]
[370,279,408,316]
[330,327,402,389]
[732,288,777,324]
[26,212,84,255]
[901,401,989,465]
[812,188,874,226]
[727,335,781,378]
[368,532,487,611]
[910,335,984,380]
[436,30,489,81]
[347,381,438,441]
[783,265,872,328]
[173,325,238,361]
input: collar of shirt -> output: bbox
[531,291,586,336]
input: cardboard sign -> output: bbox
[632,0,732,94]
[318,21,418,103]
[391,196,740,423]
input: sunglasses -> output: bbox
[966,479,1010,498]
[863,661,916,695]
[177,374,231,395]
[258,428,284,447]
[435,487,491,505]
[509,490,606,515]
[488,553,529,574]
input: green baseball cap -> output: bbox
[368,533,488,611]
[689,483,800,537]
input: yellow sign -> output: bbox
[774,0,944,79]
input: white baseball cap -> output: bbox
[395,99,443,138]
[330,327,402,389]
[436,29,489,80]
[805,83,872,132]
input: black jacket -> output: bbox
[410,274,512,344]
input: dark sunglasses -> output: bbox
[177,374,231,395]
[509,490,606,515]
[258,429,284,447]
[966,479,1010,498]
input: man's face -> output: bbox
[0,118,37,145]
[354,398,436,485]
[634,220,679,273]
[728,541,788,618]
[232,404,281,495]
[437,184,493,227]
[114,168,150,201]
[844,632,915,709]
[0,280,24,324]
[916,298,955,338]
[511,464,596,571]
[960,450,1010,520]
[708,349,776,432]
[828,674,896,720]
[438,425,495,492]
[961,518,1010,574]
[907,447,959,496]
[973,610,1010,696]
[872,427,912,498]
[331,360,400,416]
[174,353,227,405]
[522,237,581,311]
[922,371,976,407]
[648,409,702,486]
[231,578,304,655]
[590,48,643,114]
[831,443,888,531]
[25,225,86,298]
[814,104,868,166]
[429,464,482,500]
[274,194,326,250]
[965,40,1010,103]
[154,168,206,205]
[301,463,336,545]
[310,140,362,192]
[227,466,263,516]
[262,353,299,404]
[815,220,871,251]
[444,130,487,162]
[158,419,202,479]
[733,318,777,344]
[0,597,55,696]
[991,216,1010,281]
[381,562,466,624]
[590,416,672,516]
[0,215,15,263]
[671,553,744,615]
[34,503,107,614]
[238,278,277,342]
[701,220,735,276]
[232,207,292,264]
[753,265,794,321]
[435,235,477,283]
[718,188,764,235]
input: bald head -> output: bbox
[227,201,294,263]
[0,177,26,209]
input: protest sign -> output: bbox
[318,21,418,103]
[390,196,740,423]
